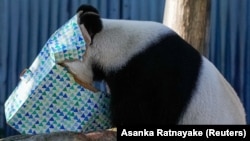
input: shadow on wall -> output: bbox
[0,128,4,138]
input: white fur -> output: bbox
[88,19,172,72]
[179,57,247,124]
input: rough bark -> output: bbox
[163,0,210,55]
[0,131,117,141]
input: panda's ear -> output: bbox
[77,5,103,45]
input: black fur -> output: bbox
[77,5,102,40]
[93,32,202,126]
[78,4,202,126]
[76,4,99,14]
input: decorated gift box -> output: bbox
[4,14,111,134]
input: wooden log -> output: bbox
[0,131,117,141]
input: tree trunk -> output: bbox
[163,0,210,55]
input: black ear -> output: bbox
[77,5,103,40]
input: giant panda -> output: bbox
[61,4,247,126]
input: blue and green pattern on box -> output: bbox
[4,14,112,134]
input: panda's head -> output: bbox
[77,4,172,73]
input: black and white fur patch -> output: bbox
[62,5,247,126]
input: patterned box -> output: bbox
[4,14,111,134]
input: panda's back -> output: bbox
[94,18,246,125]
[103,26,203,125]
[101,18,174,44]
[179,57,246,124]
[94,19,181,72]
